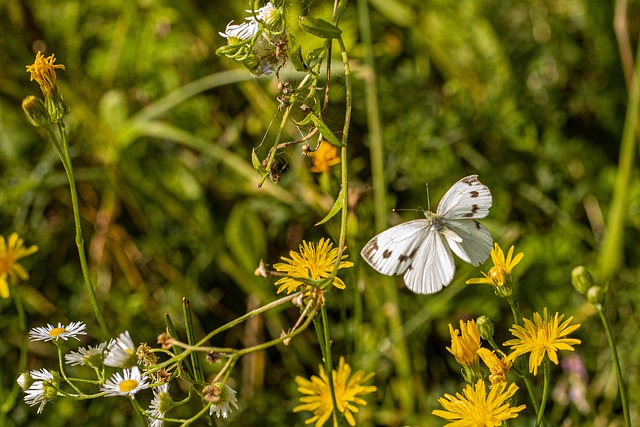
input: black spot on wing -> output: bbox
[470,190,479,198]
[383,249,392,259]
[474,220,481,230]
[461,175,479,186]
[362,237,379,260]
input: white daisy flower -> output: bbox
[147,383,172,427]
[65,341,110,366]
[101,366,150,399]
[247,2,281,30]
[219,19,259,42]
[23,370,57,414]
[29,321,86,342]
[104,331,136,367]
[206,383,238,419]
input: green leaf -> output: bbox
[252,147,268,175]
[299,16,342,39]
[288,35,307,72]
[316,188,344,226]
[308,113,345,147]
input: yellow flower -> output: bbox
[273,238,353,294]
[504,308,581,376]
[0,233,38,298]
[467,244,523,296]
[294,357,376,427]
[432,379,525,426]
[477,348,512,386]
[25,51,65,97]
[447,319,481,367]
[309,141,340,173]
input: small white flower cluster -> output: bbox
[218,2,285,76]
[19,322,240,424]
[218,2,281,42]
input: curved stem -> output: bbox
[598,307,631,426]
[55,122,110,338]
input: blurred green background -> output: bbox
[1,0,638,425]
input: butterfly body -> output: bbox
[360,175,493,294]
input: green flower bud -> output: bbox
[45,89,70,123]
[17,372,33,390]
[571,266,594,295]
[476,315,495,341]
[22,96,49,127]
[587,285,605,308]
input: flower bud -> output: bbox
[476,315,494,341]
[571,266,594,295]
[17,372,33,390]
[587,286,605,308]
[22,96,49,127]
[45,89,70,123]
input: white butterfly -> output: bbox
[360,175,493,294]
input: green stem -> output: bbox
[55,122,110,338]
[536,360,550,426]
[598,36,640,280]
[597,306,631,426]
[320,306,346,427]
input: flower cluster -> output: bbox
[18,322,239,423]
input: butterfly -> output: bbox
[360,175,493,294]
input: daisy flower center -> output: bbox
[48,327,67,337]
[119,379,139,392]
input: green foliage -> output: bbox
[1,0,639,425]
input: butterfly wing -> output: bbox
[402,228,455,294]
[436,175,492,220]
[442,219,492,266]
[360,220,431,276]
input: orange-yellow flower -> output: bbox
[308,141,340,173]
[25,51,65,97]
[477,348,512,386]
[447,319,481,367]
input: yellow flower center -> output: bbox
[119,379,139,392]
[489,265,508,286]
[48,327,67,337]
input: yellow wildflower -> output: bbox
[477,348,512,386]
[504,308,581,376]
[294,357,376,426]
[309,141,340,173]
[447,319,481,367]
[25,51,65,97]
[0,233,38,298]
[273,238,353,294]
[432,379,525,426]
[467,243,523,297]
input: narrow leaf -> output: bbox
[299,16,342,39]
[316,188,344,226]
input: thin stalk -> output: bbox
[598,307,631,426]
[56,122,110,338]
[536,360,550,426]
[182,298,204,384]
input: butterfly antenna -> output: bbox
[426,183,431,212]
